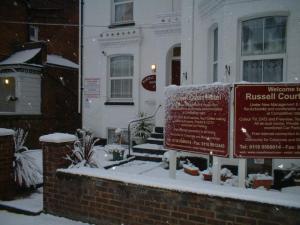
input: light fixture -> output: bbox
[4,78,9,85]
[151,64,156,73]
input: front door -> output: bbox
[171,60,180,85]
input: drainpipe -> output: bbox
[79,0,84,126]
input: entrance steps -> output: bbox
[132,127,166,161]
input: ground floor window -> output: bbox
[108,55,133,101]
[243,58,283,82]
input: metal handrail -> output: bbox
[127,104,162,156]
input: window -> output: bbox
[241,16,287,82]
[112,0,133,25]
[108,55,133,100]
[0,77,16,112]
[29,25,38,41]
[107,128,129,144]
[212,27,218,82]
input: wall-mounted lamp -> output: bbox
[4,78,10,85]
[151,64,156,73]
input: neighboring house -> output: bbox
[82,0,300,141]
[0,0,80,148]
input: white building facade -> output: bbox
[82,0,300,143]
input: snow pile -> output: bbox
[0,128,15,136]
[248,173,273,181]
[220,168,233,178]
[39,133,76,143]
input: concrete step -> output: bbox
[154,127,164,134]
[150,132,164,139]
[146,137,164,145]
[132,143,166,155]
[131,152,163,162]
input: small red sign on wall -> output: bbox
[164,85,230,157]
[142,75,156,92]
[234,84,300,158]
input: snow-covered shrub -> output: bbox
[104,144,125,161]
[13,128,42,188]
[132,112,154,140]
[66,129,99,168]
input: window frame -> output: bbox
[239,15,288,82]
[111,0,134,26]
[29,25,39,42]
[0,76,16,113]
[208,24,218,83]
[107,54,134,102]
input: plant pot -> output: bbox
[112,151,124,161]
[252,179,273,189]
[203,173,212,181]
[184,168,199,176]
[133,137,146,145]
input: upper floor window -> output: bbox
[112,0,133,25]
[0,77,16,112]
[212,27,218,82]
[241,16,287,82]
[29,25,39,42]
[108,55,133,101]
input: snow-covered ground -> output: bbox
[0,188,43,214]
[0,210,92,225]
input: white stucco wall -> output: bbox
[82,0,181,138]
[82,0,300,149]
[190,0,300,84]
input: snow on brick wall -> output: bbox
[45,171,300,225]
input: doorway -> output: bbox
[167,45,181,86]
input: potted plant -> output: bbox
[132,112,154,145]
[104,144,125,161]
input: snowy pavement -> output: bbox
[0,210,92,225]
[0,188,43,215]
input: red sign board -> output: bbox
[234,84,300,158]
[142,75,156,91]
[164,85,230,157]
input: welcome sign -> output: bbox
[234,84,300,158]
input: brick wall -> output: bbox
[41,138,300,225]
[40,135,75,211]
[0,133,15,200]
[46,172,300,225]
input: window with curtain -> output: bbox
[241,16,287,82]
[112,0,133,24]
[109,55,133,100]
[0,77,16,112]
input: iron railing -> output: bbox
[127,104,162,156]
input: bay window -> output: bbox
[108,55,133,101]
[241,16,287,82]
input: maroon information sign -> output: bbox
[234,84,300,158]
[164,85,230,157]
[142,75,156,91]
